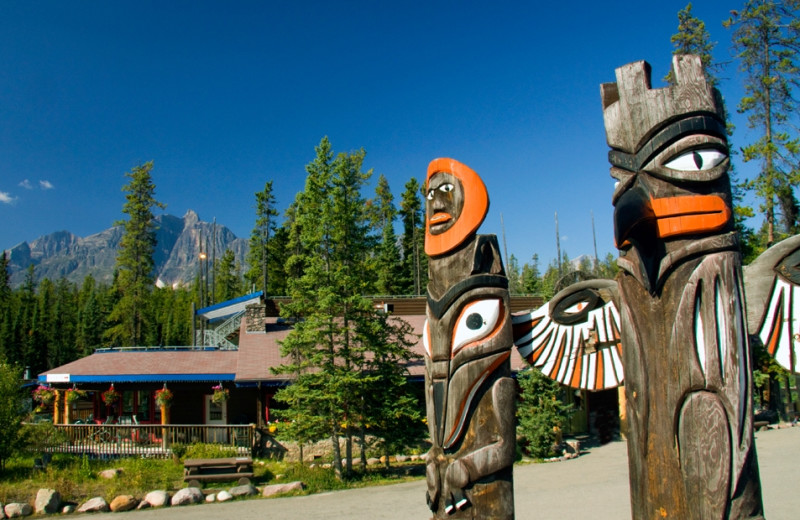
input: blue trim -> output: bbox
[196,291,263,316]
[39,374,236,383]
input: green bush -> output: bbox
[516,367,573,459]
[184,443,237,459]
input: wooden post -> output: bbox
[53,390,61,425]
[424,158,515,519]
[161,404,170,449]
[601,55,763,518]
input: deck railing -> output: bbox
[40,424,256,459]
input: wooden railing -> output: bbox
[41,424,256,459]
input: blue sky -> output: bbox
[0,1,762,269]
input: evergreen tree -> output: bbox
[0,253,12,362]
[521,254,542,295]
[371,174,403,295]
[106,162,165,346]
[215,249,243,302]
[726,0,800,245]
[516,366,573,458]
[245,181,279,295]
[0,362,23,470]
[665,3,721,86]
[507,254,523,294]
[398,178,427,295]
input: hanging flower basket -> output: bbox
[65,388,85,404]
[211,384,229,405]
[102,385,120,406]
[33,385,55,405]
[155,387,173,408]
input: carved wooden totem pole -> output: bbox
[424,158,515,519]
[601,55,764,519]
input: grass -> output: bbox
[0,453,425,506]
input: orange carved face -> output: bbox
[424,158,489,257]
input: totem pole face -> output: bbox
[426,172,463,236]
[601,56,734,293]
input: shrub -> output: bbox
[184,443,237,459]
[516,367,574,459]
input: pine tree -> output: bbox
[516,366,573,458]
[399,178,427,295]
[665,3,721,86]
[245,181,279,295]
[0,253,12,362]
[371,174,403,295]
[215,249,243,302]
[106,162,166,346]
[726,0,800,245]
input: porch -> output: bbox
[42,423,257,459]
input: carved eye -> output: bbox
[452,299,501,355]
[664,149,726,172]
[426,189,435,200]
[439,183,454,193]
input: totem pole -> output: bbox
[601,55,764,518]
[423,158,516,519]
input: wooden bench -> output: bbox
[183,457,254,486]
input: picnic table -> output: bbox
[183,457,254,486]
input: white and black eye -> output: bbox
[426,189,435,200]
[439,183,454,193]
[664,149,726,171]
[452,299,501,355]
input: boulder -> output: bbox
[261,481,305,497]
[136,501,151,510]
[110,495,138,512]
[171,487,204,506]
[395,455,409,463]
[35,489,61,514]
[4,503,32,518]
[143,490,170,508]
[61,505,76,514]
[204,494,216,503]
[367,457,381,465]
[216,491,233,502]
[77,497,110,513]
[98,468,123,479]
[229,484,258,498]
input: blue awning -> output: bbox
[196,291,263,322]
[39,373,236,384]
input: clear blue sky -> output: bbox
[0,1,760,269]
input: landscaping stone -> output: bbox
[367,457,381,465]
[34,488,61,514]
[110,495,138,512]
[229,484,258,498]
[204,494,216,503]
[4,503,32,518]
[61,505,76,514]
[171,487,204,506]
[98,468,122,479]
[143,490,170,508]
[395,455,409,463]
[216,491,233,502]
[136,501,151,510]
[261,481,305,497]
[77,497,110,513]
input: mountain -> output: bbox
[3,210,249,288]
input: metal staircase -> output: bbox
[202,310,245,350]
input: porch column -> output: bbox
[53,390,62,425]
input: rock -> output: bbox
[171,487,204,506]
[35,488,61,514]
[136,501,151,510]
[77,497,110,513]
[216,491,233,502]
[61,505,76,514]
[204,494,216,503]
[261,481,305,497]
[98,468,122,479]
[395,455,409,463]
[110,495,138,512]
[229,484,258,498]
[4,503,32,518]
[367,457,381,465]
[143,490,170,508]
[410,455,421,461]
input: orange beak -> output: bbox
[650,194,731,239]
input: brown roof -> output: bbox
[40,308,531,384]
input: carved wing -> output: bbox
[511,280,623,390]
[744,234,800,374]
